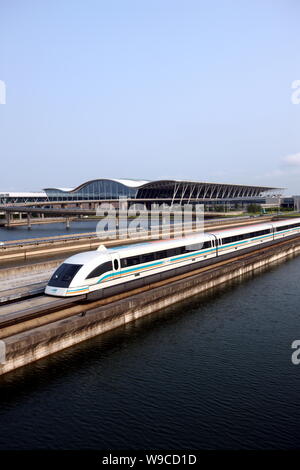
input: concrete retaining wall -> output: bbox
[0,260,61,281]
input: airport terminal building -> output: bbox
[0,178,283,210]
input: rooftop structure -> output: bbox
[136,180,281,202]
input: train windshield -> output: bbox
[48,263,82,288]
[86,261,113,279]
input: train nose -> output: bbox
[45,286,68,296]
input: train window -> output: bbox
[121,241,213,268]
[255,229,269,237]
[222,229,271,245]
[276,223,300,232]
[245,229,270,238]
[225,234,247,244]
[183,241,211,252]
[48,263,83,287]
[122,256,140,267]
[154,250,167,260]
[239,233,248,240]
[86,261,113,279]
[121,253,155,267]
[140,253,155,264]
[222,236,235,244]
[166,248,176,257]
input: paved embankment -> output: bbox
[0,283,46,304]
[0,260,59,292]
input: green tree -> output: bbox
[247,204,261,213]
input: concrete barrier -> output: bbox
[0,260,61,281]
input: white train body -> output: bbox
[45,218,300,298]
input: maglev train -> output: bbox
[45,217,300,298]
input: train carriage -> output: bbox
[272,219,300,240]
[214,222,274,255]
[45,218,300,298]
[45,233,216,297]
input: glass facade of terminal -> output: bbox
[45,180,137,201]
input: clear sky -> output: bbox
[1,0,300,194]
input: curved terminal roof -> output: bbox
[43,178,283,201]
[44,178,150,193]
[136,179,283,200]
[139,179,281,191]
[109,178,150,188]
[44,178,281,192]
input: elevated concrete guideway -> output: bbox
[0,203,197,228]
[0,205,91,228]
[0,203,247,228]
[0,202,236,214]
[0,204,98,216]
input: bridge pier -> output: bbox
[6,212,11,227]
[66,217,70,229]
[27,213,31,229]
